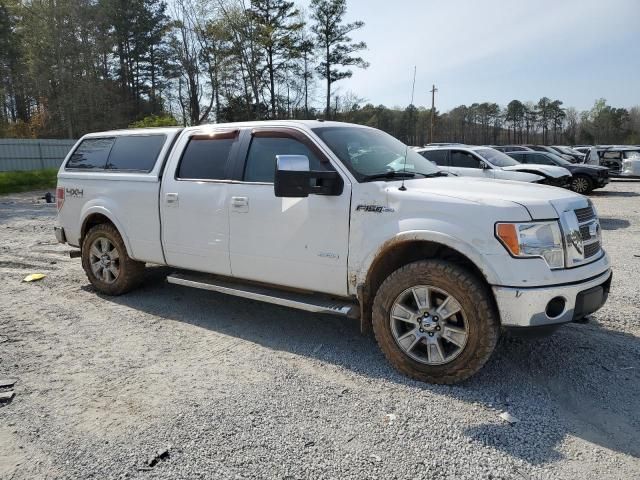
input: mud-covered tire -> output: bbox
[570,175,593,194]
[81,223,145,296]
[372,259,499,384]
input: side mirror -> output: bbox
[480,161,490,170]
[274,155,343,198]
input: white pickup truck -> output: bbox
[55,121,612,384]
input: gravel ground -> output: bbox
[0,182,639,480]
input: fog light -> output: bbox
[545,297,566,318]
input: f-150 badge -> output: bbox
[356,204,394,213]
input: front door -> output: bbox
[448,150,495,178]
[228,128,351,296]
[160,129,240,275]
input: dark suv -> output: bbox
[505,151,609,194]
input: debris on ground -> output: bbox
[23,273,46,282]
[0,378,17,388]
[384,413,397,424]
[369,454,381,462]
[147,445,172,467]
[499,412,520,424]
[0,390,15,401]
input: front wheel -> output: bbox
[570,175,593,194]
[372,260,499,384]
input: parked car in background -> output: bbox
[599,147,640,174]
[523,145,577,163]
[573,146,592,156]
[549,146,586,163]
[490,145,534,152]
[505,150,609,194]
[621,152,640,178]
[417,146,572,187]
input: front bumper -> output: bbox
[493,269,612,327]
[54,226,66,244]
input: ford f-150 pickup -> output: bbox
[54,121,612,384]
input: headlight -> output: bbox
[496,221,564,269]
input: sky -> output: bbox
[306,0,640,112]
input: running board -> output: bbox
[167,272,359,319]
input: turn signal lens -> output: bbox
[496,223,519,256]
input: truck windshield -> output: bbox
[312,126,440,181]
[475,148,520,167]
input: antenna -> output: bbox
[399,66,417,191]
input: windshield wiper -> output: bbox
[421,171,450,177]
[361,171,417,182]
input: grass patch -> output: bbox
[0,169,58,195]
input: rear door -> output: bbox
[448,150,495,178]
[160,129,240,274]
[227,127,351,296]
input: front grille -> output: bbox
[575,206,595,223]
[579,224,591,240]
[584,242,601,258]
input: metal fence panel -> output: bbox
[0,139,77,172]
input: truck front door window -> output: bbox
[244,136,326,183]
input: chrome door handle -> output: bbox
[231,196,248,207]
[166,193,179,205]
[231,196,249,213]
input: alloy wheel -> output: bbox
[89,237,120,284]
[572,177,590,194]
[390,285,469,365]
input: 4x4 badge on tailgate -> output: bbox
[65,188,83,198]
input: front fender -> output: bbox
[354,229,501,288]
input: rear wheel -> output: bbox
[570,175,593,194]
[372,260,499,384]
[81,223,145,295]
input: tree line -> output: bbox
[333,96,640,146]
[1,0,638,147]
[0,0,367,138]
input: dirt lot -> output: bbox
[0,182,639,479]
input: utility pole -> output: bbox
[430,84,438,143]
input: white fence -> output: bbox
[0,139,77,172]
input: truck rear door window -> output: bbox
[106,135,166,172]
[66,137,115,169]
[177,137,234,180]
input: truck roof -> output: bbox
[81,120,361,139]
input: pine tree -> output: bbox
[310,0,368,119]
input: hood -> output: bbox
[502,164,572,178]
[393,176,588,219]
